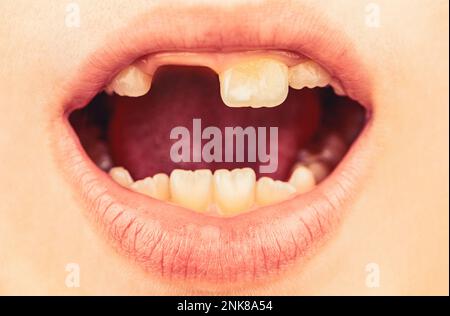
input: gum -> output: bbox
[137,50,308,76]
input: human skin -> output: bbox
[0,0,448,295]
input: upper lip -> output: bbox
[51,1,375,291]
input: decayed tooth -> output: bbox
[256,177,296,206]
[170,169,213,212]
[109,166,134,187]
[297,133,347,167]
[288,60,331,90]
[289,165,316,193]
[213,168,256,216]
[130,173,170,200]
[307,161,330,183]
[219,58,289,108]
[320,133,347,166]
[297,148,320,165]
[105,65,152,97]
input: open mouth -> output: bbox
[70,57,366,215]
[52,3,375,290]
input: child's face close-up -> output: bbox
[0,0,448,296]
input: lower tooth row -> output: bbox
[108,165,317,216]
[107,131,345,215]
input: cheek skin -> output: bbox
[0,0,448,294]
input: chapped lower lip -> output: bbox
[50,1,376,289]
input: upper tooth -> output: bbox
[256,177,296,206]
[219,58,289,108]
[130,173,170,200]
[109,167,134,187]
[169,169,213,212]
[213,168,256,215]
[105,65,152,97]
[288,165,316,193]
[288,60,331,90]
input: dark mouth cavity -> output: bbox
[69,65,366,182]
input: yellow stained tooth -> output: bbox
[219,58,289,108]
[130,173,170,200]
[288,60,331,90]
[109,167,134,187]
[105,65,152,97]
[289,165,316,193]
[152,173,170,200]
[213,168,256,216]
[170,169,213,212]
[256,177,296,206]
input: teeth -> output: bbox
[219,58,289,108]
[109,164,320,214]
[130,173,170,200]
[213,168,256,216]
[169,169,213,212]
[307,162,330,183]
[105,65,152,97]
[288,60,331,90]
[288,165,316,193]
[331,81,346,96]
[256,177,296,206]
[297,133,346,170]
[320,133,347,166]
[109,167,134,187]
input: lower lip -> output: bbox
[52,113,374,286]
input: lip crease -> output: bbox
[51,2,375,288]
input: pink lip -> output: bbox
[52,2,375,289]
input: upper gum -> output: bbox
[136,50,308,76]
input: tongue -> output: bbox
[107,66,321,180]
